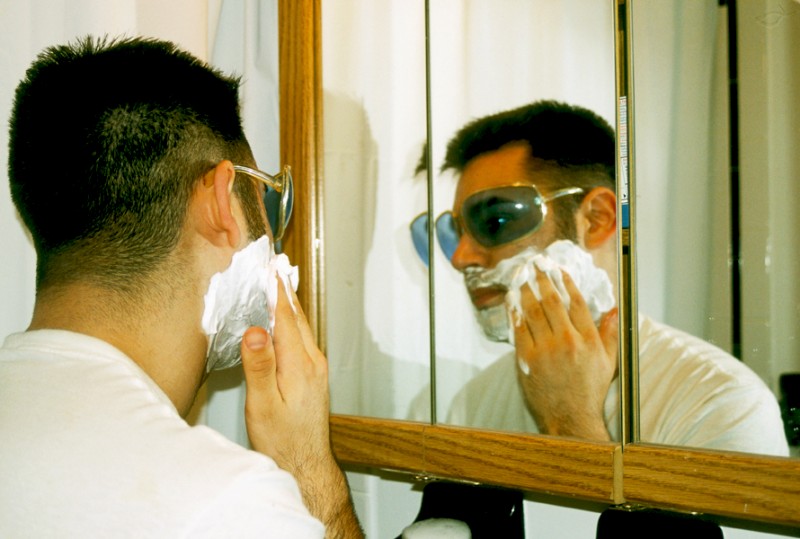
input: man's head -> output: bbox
[8,36,266,295]
[440,100,617,335]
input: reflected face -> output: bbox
[451,143,565,311]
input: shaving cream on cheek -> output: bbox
[201,235,299,372]
[468,241,615,346]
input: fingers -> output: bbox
[524,268,572,335]
[561,271,597,331]
[240,326,280,405]
[518,280,547,340]
[598,307,620,364]
[271,277,308,357]
[285,284,325,364]
[271,276,327,379]
[513,299,535,355]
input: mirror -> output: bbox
[631,0,798,456]
[425,2,619,436]
[321,0,624,438]
[321,1,431,420]
[284,0,800,527]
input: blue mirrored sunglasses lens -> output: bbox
[410,214,430,266]
[435,212,459,261]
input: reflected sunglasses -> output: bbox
[410,184,583,265]
[233,164,294,242]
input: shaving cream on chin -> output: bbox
[469,240,615,345]
[201,235,299,372]
[473,303,511,343]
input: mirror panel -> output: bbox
[632,0,798,456]
[738,0,800,458]
[425,2,619,437]
[288,0,800,527]
[322,0,431,420]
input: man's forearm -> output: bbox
[292,456,364,539]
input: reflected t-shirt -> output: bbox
[442,315,789,456]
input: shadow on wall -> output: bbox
[324,91,431,419]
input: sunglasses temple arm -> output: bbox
[544,187,584,203]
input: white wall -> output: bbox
[632,0,800,398]
[736,0,800,393]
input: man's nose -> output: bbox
[450,233,491,272]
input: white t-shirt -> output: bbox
[443,316,789,456]
[0,330,325,538]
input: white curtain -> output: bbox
[0,0,280,447]
[633,0,800,397]
[631,1,725,338]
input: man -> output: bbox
[416,100,788,455]
[0,36,363,536]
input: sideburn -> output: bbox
[235,179,269,240]
[553,199,579,243]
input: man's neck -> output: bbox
[29,280,208,416]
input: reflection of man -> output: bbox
[415,100,788,455]
[0,37,362,536]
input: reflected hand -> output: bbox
[513,268,618,440]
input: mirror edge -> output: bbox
[280,0,800,529]
[623,443,800,528]
[279,0,326,349]
[331,415,620,504]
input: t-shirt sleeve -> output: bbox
[652,376,789,456]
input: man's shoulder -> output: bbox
[638,315,760,383]
[636,315,788,455]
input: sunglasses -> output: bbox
[233,164,294,242]
[410,184,583,265]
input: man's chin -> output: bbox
[474,303,511,343]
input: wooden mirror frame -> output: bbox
[277,0,800,529]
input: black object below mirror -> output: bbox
[397,481,524,539]
[596,507,723,539]
[780,373,800,447]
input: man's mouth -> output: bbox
[467,285,508,309]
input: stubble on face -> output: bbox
[234,178,270,241]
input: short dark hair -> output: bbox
[8,36,260,291]
[441,100,616,239]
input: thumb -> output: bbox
[599,308,620,365]
[241,327,278,400]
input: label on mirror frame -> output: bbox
[618,96,630,229]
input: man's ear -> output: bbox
[193,160,241,248]
[579,187,617,249]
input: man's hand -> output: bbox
[240,280,363,538]
[512,268,618,440]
